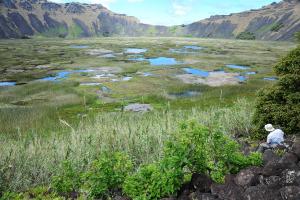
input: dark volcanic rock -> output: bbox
[190,173,213,192]
[211,175,244,200]
[8,12,34,36]
[262,161,287,176]
[19,1,33,11]
[279,152,299,165]
[243,184,282,200]
[29,14,46,33]
[41,2,61,11]
[280,169,300,186]
[234,167,261,187]
[189,192,219,200]
[279,186,300,200]
[66,3,85,14]
[262,175,281,187]
[291,136,300,159]
[263,149,280,165]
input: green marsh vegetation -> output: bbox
[0,37,297,198]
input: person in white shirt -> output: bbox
[257,124,285,152]
[265,124,284,145]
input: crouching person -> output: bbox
[257,124,285,153]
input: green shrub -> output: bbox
[253,46,300,136]
[51,161,81,196]
[124,122,262,199]
[123,163,183,200]
[82,152,133,199]
[236,31,256,40]
[270,23,284,32]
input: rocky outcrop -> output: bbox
[0,0,169,38]
[0,0,299,40]
[184,0,300,40]
[172,136,300,200]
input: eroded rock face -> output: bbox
[2,0,17,9]
[29,14,46,33]
[41,2,61,11]
[66,3,85,14]
[8,12,34,36]
[19,1,33,11]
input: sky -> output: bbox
[51,0,282,26]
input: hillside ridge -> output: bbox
[0,0,300,40]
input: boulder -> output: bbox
[262,176,281,188]
[243,184,282,200]
[190,173,213,192]
[291,137,300,159]
[211,175,244,200]
[280,169,300,186]
[279,186,300,200]
[279,152,299,165]
[124,104,153,112]
[262,161,286,176]
[234,167,261,187]
[189,191,219,200]
[263,149,280,165]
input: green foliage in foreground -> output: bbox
[123,122,262,200]
[1,122,262,200]
[236,31,256,40]
[253,46,300,136]
[81,152,133,199]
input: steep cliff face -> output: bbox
[0,0,169,38]
[184,0,300,40]
[0,0,300,40]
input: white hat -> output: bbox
[265,124,275,132]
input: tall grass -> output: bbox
[0,99,254,192]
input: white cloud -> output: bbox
[172,0,193,16]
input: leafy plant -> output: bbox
[51,160,81,196]
[271,23,284,32]
[236,31,256,40]
[82,152,133,199]
[124,121,262,199]
[253,46,300,136]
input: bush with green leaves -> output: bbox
[51,160,81,197]
[236,31,256,40]
[295,31,300,43]
[123,122,262,199]
[82,152,133,199]
[253,46,300,136]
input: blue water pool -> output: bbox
[264,77,278,81]
[184,45,203,50]
[0,82,16,86]
[246,72,257,75]
[40,70,92,82]
[183,68,209,77]
[235,75,247,82]
[148,57,179,66]
[226,64,250,70]
[125,48,147,54]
